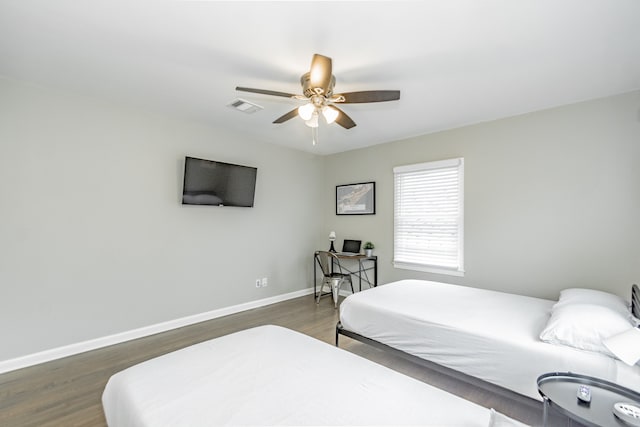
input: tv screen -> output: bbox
[182,156,257,207]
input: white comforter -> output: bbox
[103,325,516,426]
[339,279,640,400]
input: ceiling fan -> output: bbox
[236,54,400,143]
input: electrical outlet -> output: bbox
[255,279,261,288]
[262,277,268,287]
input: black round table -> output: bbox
[538,372,640,427]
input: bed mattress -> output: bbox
[339,279,640,400]
[102,324,515,426]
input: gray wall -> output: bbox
[0,78,324,361]
[2,75,638,364]
[323,91,640,300]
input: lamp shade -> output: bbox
[322,106,339,124]
[329,231,336,240]
[305,112,319,128]
[603,327,640,366]
[298,103,315,121]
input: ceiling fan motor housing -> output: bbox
[301,72,335,98]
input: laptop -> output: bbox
[340,239,361,256]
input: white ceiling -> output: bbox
[1,1,639,155]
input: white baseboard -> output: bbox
[0,287,315,375]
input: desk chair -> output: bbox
[314,251,354,308]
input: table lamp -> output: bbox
[329,231,336,253]
[603,327,640,366]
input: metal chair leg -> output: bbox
[332,278,340,308]
[316,279,327,304]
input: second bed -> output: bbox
[338,279,640,401]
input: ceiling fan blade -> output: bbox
[236,87,297,98]
[309,54,333,95]
[336,90,401,104]
[273,108,300,124]
[331,106,357,129]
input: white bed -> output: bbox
[338,279,640,401]
[102,324,527,426]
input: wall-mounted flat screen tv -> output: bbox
[182,156,257,207]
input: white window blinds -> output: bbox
[393,158,464,276]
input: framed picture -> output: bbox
[336,182,375,215]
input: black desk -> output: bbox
[313,252,377,299]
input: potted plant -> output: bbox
[363,241,375,257]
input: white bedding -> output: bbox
[339,279,640,401]
[102,325,522,426]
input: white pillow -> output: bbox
[539,303,634,356]
[488,409,530,427]
[554,288,630,317]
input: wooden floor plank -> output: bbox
[0,295,548,426]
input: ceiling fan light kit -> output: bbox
[305,111,319,128]
[322,105,339,124]
[236,53,400,145]
[298,102,315,121]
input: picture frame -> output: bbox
[336,182,376,215]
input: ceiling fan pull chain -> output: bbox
[312,126,318,146]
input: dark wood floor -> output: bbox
[1,294,551,426]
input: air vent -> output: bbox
[227,98,263,114]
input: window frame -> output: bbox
[393,157,465,276]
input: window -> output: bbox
[393,158,464,276]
